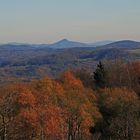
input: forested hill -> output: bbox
[0,40,140,82]
[0,61,140,139]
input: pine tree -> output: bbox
[94,61,107,88]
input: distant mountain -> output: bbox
[0,39,91,50]
[0,43,50,50]
[47,39,90,48]
[100,40,140,49]
[0,44,35,50]
[1,40,139,50]
[89,40,114,46]
[47,39,115,49]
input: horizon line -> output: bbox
[0,39,140,45]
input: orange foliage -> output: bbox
[0,71,102,139]
[18,89,36,108]
[102,87,139,105]
[44,106,66,138]
[61,71,84,88]
[0,64,140,140]
[18,109,38,127]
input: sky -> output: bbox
[0,0,140,43]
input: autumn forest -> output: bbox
[0,60,140,140]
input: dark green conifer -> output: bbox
[94,61,107,88]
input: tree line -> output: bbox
[0,60,140,140]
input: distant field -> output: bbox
[127,49,140,54]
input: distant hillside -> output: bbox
[89,40,114,46]
[99,40,140,49]
[0,40,140,82]
[47,39,90,48]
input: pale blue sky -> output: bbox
[0,0,140,43]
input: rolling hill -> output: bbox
[0,40,140,82]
